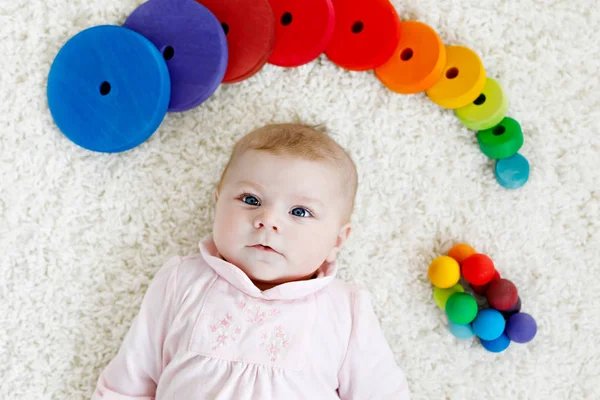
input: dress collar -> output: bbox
[198,236,338,300]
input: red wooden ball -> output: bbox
[471,270,501,295]
[486,278,519,311]
[461,253,496,286]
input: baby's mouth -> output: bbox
[251,244,280,254]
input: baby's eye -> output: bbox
[242,195,260,206]
[291,207,312,218]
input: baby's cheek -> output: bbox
[217,205,240,230]
[214,207,239,245]
[297,230,331,263]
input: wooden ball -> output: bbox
[447,243,476,265]
[462,253,496,286]
[428,256,460,289]
[471,270,501,296]
[486,279,519,311]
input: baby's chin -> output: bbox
[221,255,283,281]
[220,251,319,288]
[247,266,320,289]
[241,263,288,284]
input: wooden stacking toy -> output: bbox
[267,0,335,67]
[427,243,537,352]
[325,0,401,71]
[425,46,486,109]
[196,0,276,82]
[455,78,508,131]
[124,0,228,112]
[375,21,446,94]
[46,0,531,189]
[47,25,171,153]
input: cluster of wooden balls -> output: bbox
[428,244,537,352]
[46,0,529,189]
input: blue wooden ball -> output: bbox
[472,308,506,341]
[448,321,475,339]
[480,332,511,353]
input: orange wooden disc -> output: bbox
[375,21,446,94]
[325,0,401,71]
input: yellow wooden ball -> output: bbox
[428,256,460,288]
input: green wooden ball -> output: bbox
[445,292,478,324]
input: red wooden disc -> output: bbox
[267,0,335,67]
[325,0,401,71]
[197,0,276,83]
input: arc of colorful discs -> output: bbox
[46,0,530,189]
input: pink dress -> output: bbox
[92,236,410,399]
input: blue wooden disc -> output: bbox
[495,153,530,189]
[124,0,228,112]
[47,25,171,153]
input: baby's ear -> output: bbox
[326,222,352,263]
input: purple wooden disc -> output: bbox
[124,0,228,112]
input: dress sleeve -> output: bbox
[337,288,411,400]
[91,256,182,400]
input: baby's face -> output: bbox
[212,150,351,290]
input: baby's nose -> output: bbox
[257,221,278,231]
[254,211,279,231]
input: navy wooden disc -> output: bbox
[124,0,228,111]
[47,25,171,153]
[197,0,275,83]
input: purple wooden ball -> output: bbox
[505,312,537,343]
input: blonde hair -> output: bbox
[217,123,358,224]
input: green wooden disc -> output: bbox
[477,117,524,159]
[445,292,478,324]
[455,78,508,131]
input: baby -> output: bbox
[92,123,410,399]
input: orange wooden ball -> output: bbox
[447,243,476,265]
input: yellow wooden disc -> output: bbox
[425,46,486,109]
[455,78,509,131]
